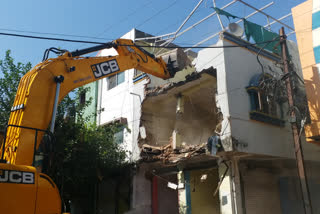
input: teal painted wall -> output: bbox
[82,81,98,124]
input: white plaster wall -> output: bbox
[222,39,320,160]
[130,78,148,160]
[96,29,142,160]
[96,28,157,161]
[221,39,295,158]
[194,38,320,160]
[194,40,233,151]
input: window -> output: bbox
[107,72,125,90]
[101,118,128,144]
[134,70,143,77]
[114,127,124,144]
[246,73,285,126]
[133,69,148,84]
[79,91,86,105]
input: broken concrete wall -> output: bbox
[130,79,148,160]
[147,65,196,89]
[140,70,218,150]
[194,39,233,151]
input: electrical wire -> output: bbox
[98,0,154,37]
[256,36,280,75]
[0,31,281,50]
[152,2,207,39]
[0,32,106,45]
[0,28,112,41]
[135,0,180,29]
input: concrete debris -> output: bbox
[167,182,178,190]
[156,48,192,72]
[141,144,171,155]
[145,66,216,97]
[141,143,207,164]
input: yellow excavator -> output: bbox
[0,39,186,214]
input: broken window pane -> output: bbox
[107,72,125,90]
[114,127,124,144]
[79,91,86,105]
[117,72,125,85]
[108,74,117,90]
[134,69,143,77]
[246,73,285,126]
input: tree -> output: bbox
[47,88,130,202]
[0,50,32,128]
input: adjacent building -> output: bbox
[292,0,320,143]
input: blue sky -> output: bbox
[0,0,304,67]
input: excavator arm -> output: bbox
[0,39,179,166]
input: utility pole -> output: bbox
[280,27,313,214]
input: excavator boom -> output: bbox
[0,38,189,214]
[0,39,178,166]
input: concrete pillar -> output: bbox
[131,165,152,214]
[177,171,189,214]
[218,163,234,214]
[231,158,244,214]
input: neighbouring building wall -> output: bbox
[292,0,320,143]
[82,81,98,124]
[96,29,140,160]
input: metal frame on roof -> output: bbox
[135,0,295,52]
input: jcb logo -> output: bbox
[91,59,120,78]
[0,170,34,184]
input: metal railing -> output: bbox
[0,124,54,165]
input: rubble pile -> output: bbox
[140,142,207,164]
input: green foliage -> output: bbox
[47,88,130,201]
[0,50,32,128]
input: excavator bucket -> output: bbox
[157,48,191,77]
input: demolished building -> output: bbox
[129,31,320,214]
[81,26,320,213]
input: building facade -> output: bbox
[84,27,320,214]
